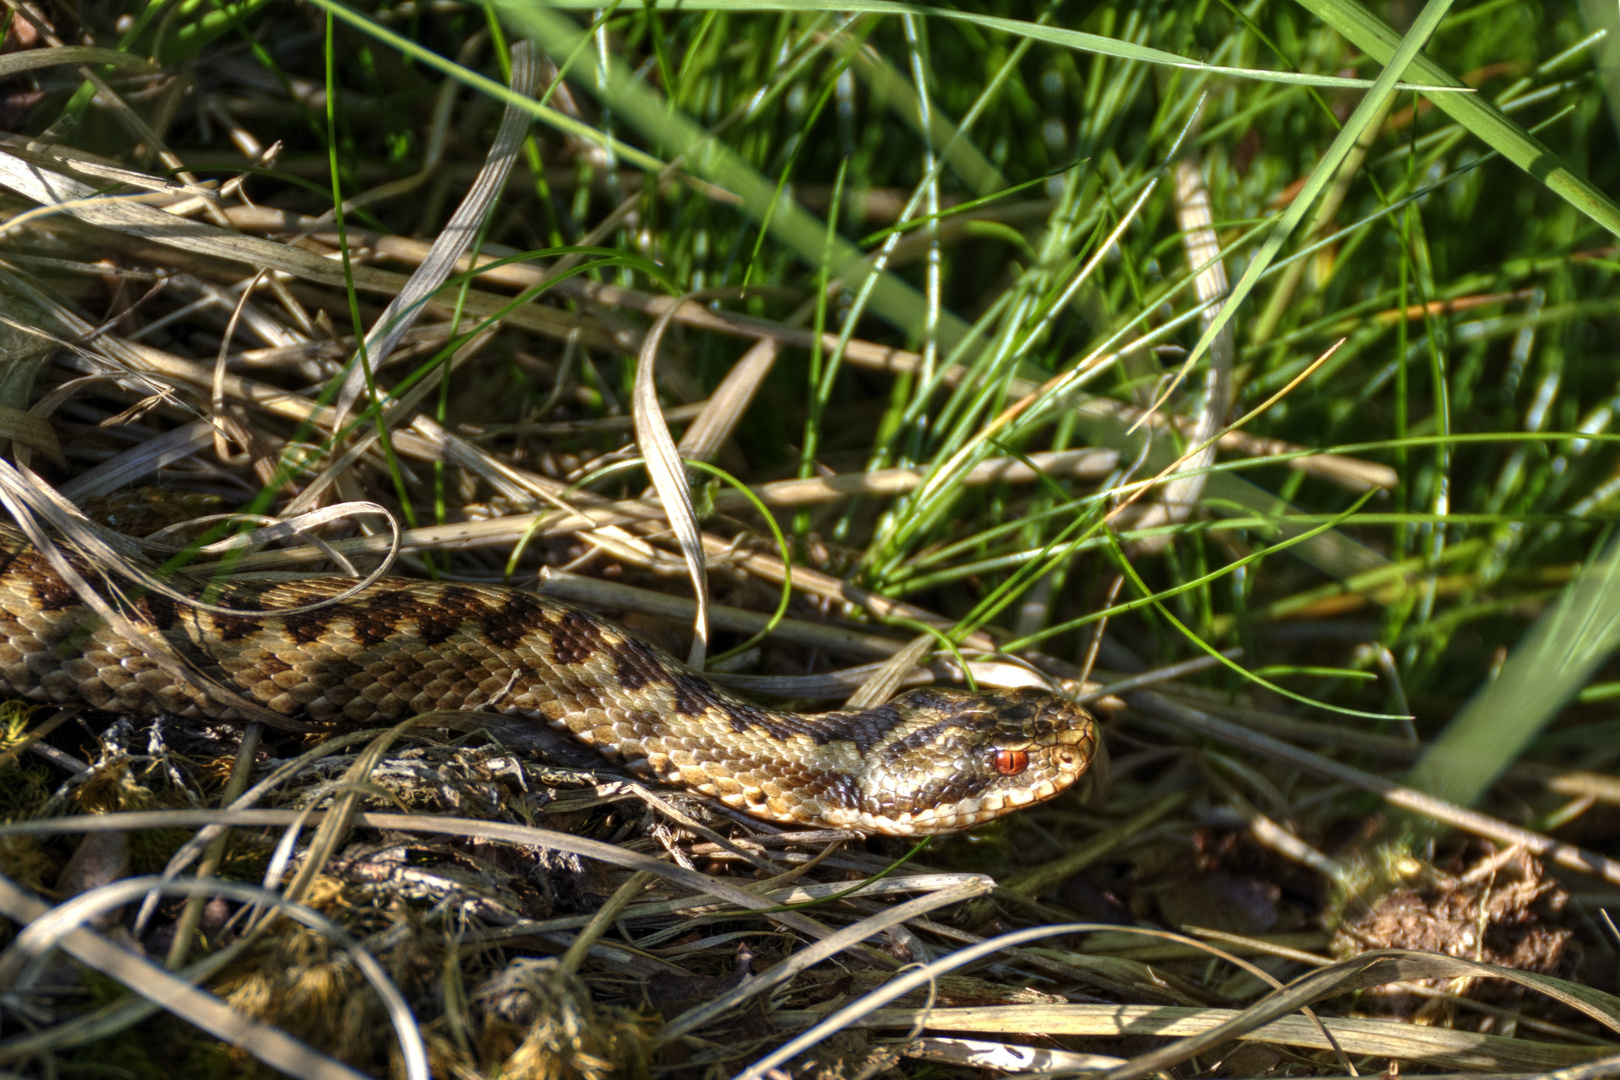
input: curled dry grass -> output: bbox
[0,1,1619,1078]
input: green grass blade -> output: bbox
[304,0,666,172]
[529,0,1469,91]
[1295,0,1620,236]
[1167,0,1459,409]
[1408,530,1620,805]
[492,0,943,345]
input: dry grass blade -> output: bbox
[10,453,401,614]
[1104,340,1346,528]
[1132,690,1620,887]
[1129,153,1234,550]
[273,717,436,911]
[633,292,718,668]
[899,1036,1124,1073]
[659,878,991,1041]
[677,337,778,463]
[718,656,1058,698]
[1077,651,1238,704]
[0,937,244,1059]
[56,418,219,501]
[844,631,939,710]
[0,44,154,78]
[0,875,378,1080]
[163,720,265,969]
[236,214,1392,489]
[1,877,431,1080]
[735,922,1223,1080]
[0,810,913,966]
[0,150,598,347]
[462,872,981,940]
[132,730,381,936]
[557,870,655,977]
[0,407,64,467]
[743,447,1119,505]
[332,43,538,427]
[773,1002,1613,1072]
[539,567,909,657]
[1093,948,1620,1080]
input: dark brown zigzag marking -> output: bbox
[436,584,486,614]
[137,592,178,628]
[481,593,540,652]
[411,604,464,646]
[29,561,79,613]
[550,609,610,665]
[611,637,670,693]
[346,607,401,649]
[209,614,261,643]
[279,610,329,647]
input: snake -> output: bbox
[0,523,1096,836]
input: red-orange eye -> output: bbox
[993,749,1029,776]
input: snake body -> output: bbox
[0,524,1095,835]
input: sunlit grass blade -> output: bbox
[1408,530,1620,805]
[531,0,1473,91]
[1152,0,1458,420]
[1295,0,1620,236]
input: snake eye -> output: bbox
[993,749,1029,776]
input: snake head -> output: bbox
[852,686,1096,836]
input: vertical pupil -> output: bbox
[994,749,1029,776]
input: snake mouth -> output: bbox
[862,774,1072,835]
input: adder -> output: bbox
[0,523,1096,836]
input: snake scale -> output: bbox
[0,522,1096,835]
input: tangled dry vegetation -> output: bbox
[1,1,1619,1078]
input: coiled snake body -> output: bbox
[0,524,1095,835]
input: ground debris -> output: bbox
[1330,845,1578,1012]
